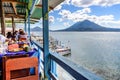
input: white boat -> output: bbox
[56,47,71,56]
[31,35,71,56]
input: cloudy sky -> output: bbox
[44,0,120,30]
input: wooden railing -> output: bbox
[31,40,103,80]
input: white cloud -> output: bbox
[63,0,71,5]
[58,8,91,22]
[64,0,120,7]
[59,9,71,16]
[75,8,91,14]
[57,18,63,22]
[49,16,55,23]
[58,9,72,21]
[58,8,114,22]
[98,20,120,28]
[63,22,70,26]
[51,0,120,29]
[57,7,120,28]
[71,0,93,7]
[96,0,120,7]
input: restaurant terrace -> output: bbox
[0,0,103,80]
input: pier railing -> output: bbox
[31,40,103,80]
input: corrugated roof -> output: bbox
[2,0,29,20]
[1,0,64,23]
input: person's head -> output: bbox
[7,32,12,38]
[15,30,18,33]
[19,29,23,33]
[13,30,18,35]
[19,30,25,35]
[7,32,12,36]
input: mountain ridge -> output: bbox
[31,26,42,31]
[55,20,120,31]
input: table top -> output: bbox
[0,49,37,63]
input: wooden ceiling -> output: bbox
[1,0,28,19]
[0,0,65,23]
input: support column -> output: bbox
[28,11,30,38]
[0,0,6,36]
[24,19,27,32]
[12,17,15,33]
[42,0,50,79]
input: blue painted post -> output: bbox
[28,10,30,38]
[42,0,51,80]
[24,20,27,32]
[51,60,57,76]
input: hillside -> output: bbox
[31,27,42,31]
[56,20,120,31]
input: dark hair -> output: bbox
[19,29,23,33]
[7,32,12,38]
[19,30,25,35]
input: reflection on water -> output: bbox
[50,32,120,80]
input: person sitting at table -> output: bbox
[15,30,19,40]
[6,32,12,38]
[12,30,19,41]
[19,29,23,34]
[6,32,12,40]
[18,29,23,39]
[18,30,27,41]
[0,33,6,43]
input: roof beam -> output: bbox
[5,14,25,19]
[2,0,27,5]
[6,20,25,23]
[35,4,54,10]
[12,3,17,15]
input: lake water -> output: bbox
[50,32,120,80]
[33,32,120,80]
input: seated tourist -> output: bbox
[18,29,23,34]
[0,34,6,43]
[12,30,19,41]
[6,32,12,39]
[18,30,27,41]
[0,34,7,54]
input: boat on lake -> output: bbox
[56,46,71,56]
[31,35,71,56]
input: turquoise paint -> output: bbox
[42,0,51,79]
[28,10,30,38]
[24,20,27,32]
[51,60,57,77]
[30,0,38,15]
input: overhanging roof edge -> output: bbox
[30,0,65,20]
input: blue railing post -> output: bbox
[24,19,27,32]
[28,10,30,38]
[51,60,57,76]
[42,0,51,80]
[38,48,41,73]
